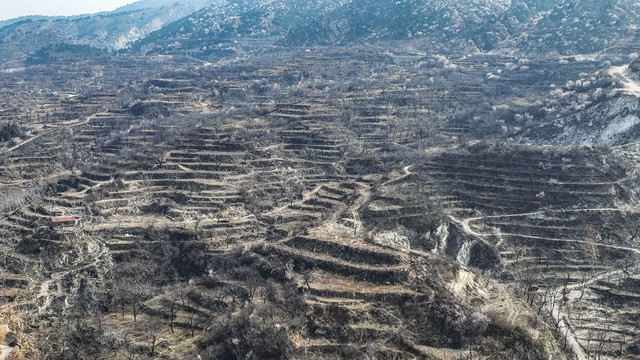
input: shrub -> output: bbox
[0,123,21,142]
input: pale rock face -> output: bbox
[433,223,451,255]
[599,114,640,143]
[455,238,477,266]
[372,230,411,251]
[111,17,165,50]
[433,222,473,266]
[432,223,501,270]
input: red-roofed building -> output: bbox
[51,216,78,228]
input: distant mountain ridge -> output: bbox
[0,0,211,30]
[2,0,640,66]
[129,0,348,58]
[0,0,214,66]
[113,0,214,13]
[0,16,66,30]
[128,0,640,59]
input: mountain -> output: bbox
[129,0,640,59]
[0,1,213,67]
[506,0,640,55]
[4,0,640,66]
[285,0,512,51]
[131,0,536,59]
[285,0,640,55]
[113,0,213,13]
[130,0,347,59]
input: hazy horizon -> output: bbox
[0,0,138,22]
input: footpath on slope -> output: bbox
[608,65,640,97]
[1,110,108,154]
[448,207,640,360]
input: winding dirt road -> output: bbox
[1,110,108,154]
[451,206,640,360]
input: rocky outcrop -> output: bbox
[433,223,502,270]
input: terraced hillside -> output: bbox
[408,143,640,359]
[1,47,640,359]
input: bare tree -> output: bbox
[162,298,178,333]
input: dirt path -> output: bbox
[608,65,640,97]
[381,165,414,187]
[175,164,193,172]
[495,232,640,256]
[1,110,108,154]
[451,206,640,360]
[1,235,107,314]
[264,184,323,218]
[350,184,369,233]
[352,165,414,233]
[549,300,587,360]
[449,215,486,238]
[458,207,640,239]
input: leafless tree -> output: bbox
[162,298,178,333]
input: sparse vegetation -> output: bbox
[0,123,20,142]
[1,1,640,359]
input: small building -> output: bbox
[51,216,78,228]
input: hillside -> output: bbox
[126,0,640,60]
[129,0,347,59]
[518,62,640,145]
[506,0,640,55]
[2,42,640,359]
[286,0,640,55]
[285,0,512,51]
[2,1,640,359]
[0,1,213,67]
[3,0,640,66]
